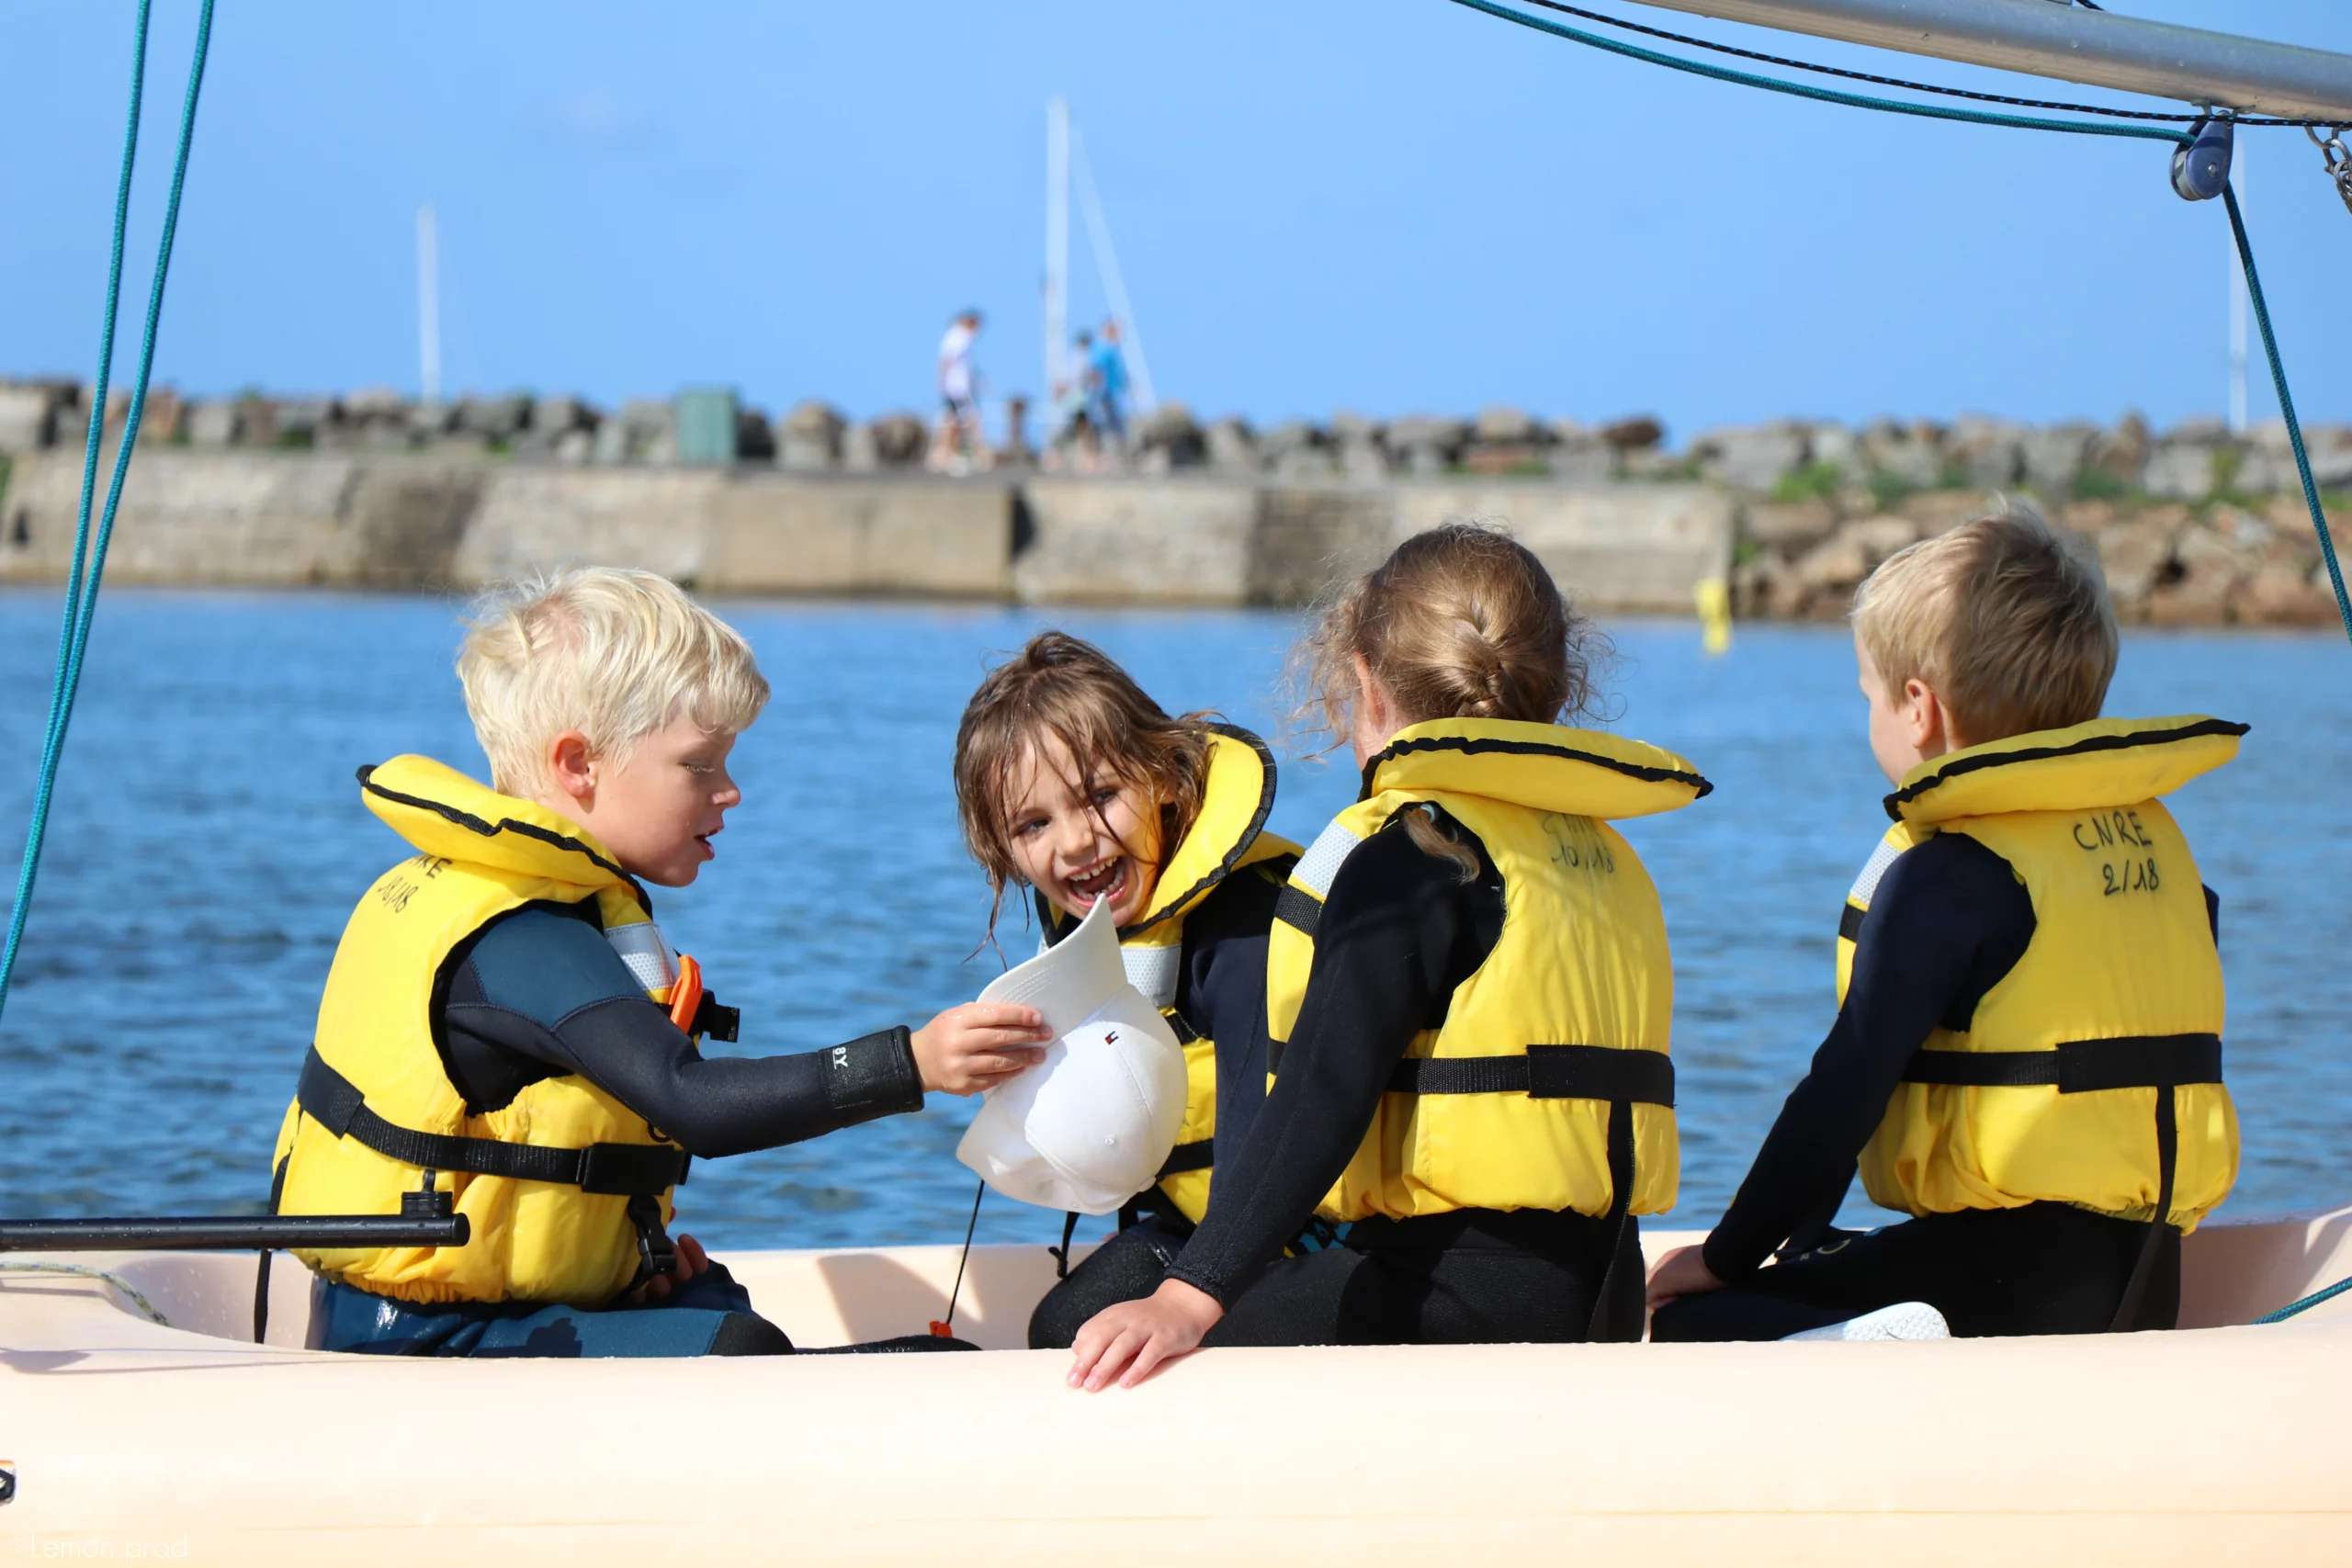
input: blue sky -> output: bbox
[1,1,2346,443]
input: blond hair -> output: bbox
[1851,502,2116,744]
[458,567,769,795]
[954,631,1211,938]
[1296,520,1608,876]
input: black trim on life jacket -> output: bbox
[1118,723,1281,942]
[356,763,651,908]
[1156,1139,1215,1179]
[1838,901,1867,942]
[298,1045,690,1197]
[1358,734,1714,804]
[1902,1032,2221,1333]
[1879,718,2251,820]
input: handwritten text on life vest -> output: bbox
[2072,811,2161,897]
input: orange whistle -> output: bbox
[668,953,704,1035]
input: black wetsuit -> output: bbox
[1026,861,1288,1348]
[1651,832,2209,1341]
[1108,811,1634,1348]
[439,898,922,1151]
[316,898,959,1357]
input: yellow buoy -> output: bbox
[1694,576,1733,657]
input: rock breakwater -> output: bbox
[0,379,2342,625]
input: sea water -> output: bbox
[1,590,2346,1252]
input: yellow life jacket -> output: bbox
[270,755,707,1308]
[1837,716,2245,1235]
[1036,726,1298,1224]
[1264,718,1708,1228]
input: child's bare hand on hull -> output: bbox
[911,1002,1052,1095]
[1645,1242,1724,1311]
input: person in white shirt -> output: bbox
[931,310,990,471]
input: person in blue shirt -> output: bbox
[1090,321,1130,445]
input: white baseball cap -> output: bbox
[956,982,1187,1214]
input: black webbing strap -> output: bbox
[1383,1046,1669,1344]
[1901,1033,2221,1333]
[1387,1044,1676,1106]
[298,1046,689,1197]
[2109,1083,2180,1333]
[1156,1139,1214,1179]
[1049,1210,1081,1280]
[1272,884,1322,939]
[252,1154,288,1345]
[1585,1098,1642,1344]
[1897,1034,2222,1091]
[1838,901,1866,942]
[692,993,741,1043]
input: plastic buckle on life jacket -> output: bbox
[668,954,705,1035]
[628,1193,677,1284]
[400,1171,455,1223]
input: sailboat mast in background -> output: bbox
[1044,99,1069,408]
[416,202,441,407]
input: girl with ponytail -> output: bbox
[1067,523,1712,1388]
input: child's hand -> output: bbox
[1069,1278,1223,1390]
[1645,1241,1724,1311]
[628,1232,710,1304]
[911,1002,1052,1096]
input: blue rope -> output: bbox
[0,0,215,1019]
[2223,183,2352,646]
[1450,0,2348,644]
[2256,1272,2352,1325]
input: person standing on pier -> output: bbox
[1090,319,1129,448]
[932,309,990,473]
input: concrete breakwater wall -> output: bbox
[0,449,1734,612]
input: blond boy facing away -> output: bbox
[1649,507,2243,1340]
[269,568,1049,1357]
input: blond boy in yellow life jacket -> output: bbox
[1650,506,2241,1340]
[270,568,1051,1357]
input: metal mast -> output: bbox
[1630,0,2352,121]
[1045,98,1070,406]
[416,203,441,407]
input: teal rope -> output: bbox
[0,1260,169,1326]
[2256,1272,2352,1325]
[1445,0,2188,145]
[1453,0,2348,641]
[0,0,215,1019]
[2223,183,2351,645]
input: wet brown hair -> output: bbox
[1295,520,1609,876]
[954,631,1212,937]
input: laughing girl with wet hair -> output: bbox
[953,632,1299,1348]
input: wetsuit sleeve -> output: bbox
[1702,832,2036,1282]
[1165,816,1504,1307]
[439,905,923,1159]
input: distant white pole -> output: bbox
[1045,99,1069,404]
[417,203,442,406]
[2227,147,2248,434]
[1070,128,1158,417]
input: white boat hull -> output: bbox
[3,1209,2347,1562]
